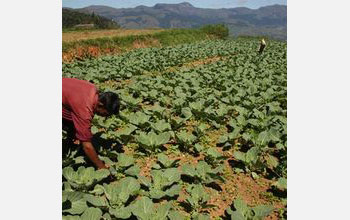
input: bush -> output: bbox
[200,24,229,39]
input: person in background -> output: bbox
[62,77,120,169]
[259,38,267,54]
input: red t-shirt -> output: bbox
[62,78,98,142]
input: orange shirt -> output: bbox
[62,78,98,142]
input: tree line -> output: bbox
[62,9,120,29]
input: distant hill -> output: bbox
[62,8,120,29]
[74,2,286,40]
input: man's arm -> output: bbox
[81,141,107,169]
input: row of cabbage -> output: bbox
[63,150,279,220]
[63,40,256,82]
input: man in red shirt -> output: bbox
[62,77,120,169]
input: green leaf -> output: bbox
[266,155,279,168]
[152,163,162,170]
[64,199,87,215]
[84,194,107,207]
[268,128,280,142]
[196,161,212,177]
[117,153,135,168]
[138,175,152,188]
[114,124,137,140]
[120,94,142,106]
[234,151,246,162]
[182,164,196,177]
[90,184,104,196]
[226,207,234,215]
[252,205,274,218]
[150,168,181,192]
[149,189,166,199]
[109,206,132,219]
[170,117,185,129]
[273,177,287,191]
[205,148,222,159]
[136,131,171,149]
[163,168,181,183]
[276,143,285,150]
[151,120,171,132]
[186,184,210,206]
[251,172,259,180]
[127,112,151,126]
[193,213,210,220]
[157,153,172,168]
[230,211,245,220]
[63,192,88,215]
[153,202,172,219]
[189,99,205,112]
[229,128,241,140]
[99,156,114,166]
[62,215,81,220]
[212,164,225,174]
[80,207,102,220]
[257,131,269,146]
[168,211,186,220]
[165,184,182,197]
[247,119,260,127]
[174,98,186,108]
[236,115,247,126]
[215,104,228,117]
[194,143,204,153]
[246,147,260,163]
[218,134,228,144]
[63,182,73,192]
[102,213,112,220]
[74,156,86,165]
[91,126,99,135]
[63,166,110,189]
[131,197,154,220]
[176,130,197,145]
[234,199,250,216]
[103,177,140,207]
[196,123,207,134]
[62,167,75,182]
[124,165,140,177]
[181,107,192,119]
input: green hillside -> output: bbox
[62,8,120,30]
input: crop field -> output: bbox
[62,29,165,43]
[62,38,287,220]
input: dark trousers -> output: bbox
[62,118,75,140]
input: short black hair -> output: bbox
[98,92,120,115]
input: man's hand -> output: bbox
[73,139,80,145]
[81,141,108,169]
[99,163,110,170]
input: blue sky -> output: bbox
[62,0,287,9]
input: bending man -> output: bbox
[62,77,120,169]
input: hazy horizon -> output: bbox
[62,0,287,10]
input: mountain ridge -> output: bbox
[74,3,287,40]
